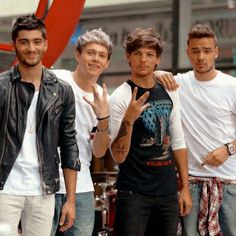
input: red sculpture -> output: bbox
[0,0,85,68]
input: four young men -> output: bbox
[1,13,235,236]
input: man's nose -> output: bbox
[140,54,147,62]
[28,42,36,51]
[92,53,99,61]
[198,51,204,60]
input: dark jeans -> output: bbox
[114,190,179,236]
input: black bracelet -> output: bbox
[96,115,110,121]
[96,125,109,133]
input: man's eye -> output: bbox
[34,41,42,45]
[20,41,27,45]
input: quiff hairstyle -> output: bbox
[12,14,46,42]
[187,24,217,46]
[76,28,113,60]
[124,28,164,57]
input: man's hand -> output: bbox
[124,87,149,123]
[153,71,179,91]
[179,186,192,217]
[110,87,149,163]
[59,200,76,232]
[202,145,228,167]
[83,83,109,118]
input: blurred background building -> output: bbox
[1,0,236,93]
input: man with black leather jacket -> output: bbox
[0,15,80,236]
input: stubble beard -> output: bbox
[15,50,42,68]
[196,65,214,74]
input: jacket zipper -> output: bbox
[37,92,58,195]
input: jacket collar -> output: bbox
[10,65,58,84]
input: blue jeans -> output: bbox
[183,183,236,236]
[114,190,179,236]
[51,192,95,236]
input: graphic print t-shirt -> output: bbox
[116,80,177,195]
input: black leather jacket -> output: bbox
[0,66,80,195]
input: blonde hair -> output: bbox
[76,28,113,60]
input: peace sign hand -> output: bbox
[83,83,109,118]
[124,87,150,124]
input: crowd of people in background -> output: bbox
[0,14,236,236]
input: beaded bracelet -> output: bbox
[97,125,109,133]
[96,115,110,121]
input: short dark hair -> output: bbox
[124,28,164,57]
[12,15,46,42]
[187,24,217,46]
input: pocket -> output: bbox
[169,192,178,202]
[53,103,63,115]
[117,190,134,200]
[189,182,202,196]
[225,184,236,196]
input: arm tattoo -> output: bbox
[113,120,130,156]
[114,143,127,155]
[117,121,128,139]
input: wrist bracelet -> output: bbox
[96,115,110,121]
[96,125,109,133]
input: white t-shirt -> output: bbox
[53,69,103,193]
[176,70,236,179]
[1,92,41,195]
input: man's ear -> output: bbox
[11,41,15,52]
[126,52,132,63]
[215,47,219,59]
[186,48,189,57]
[126,53,132,68]
[44,39,48,52]
[104,59,110,70]
[156,56,160,65]
[126,52,130,60]
[75,50,81,62]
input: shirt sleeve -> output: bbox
[167,90,186,150]
[109,85,132,144]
